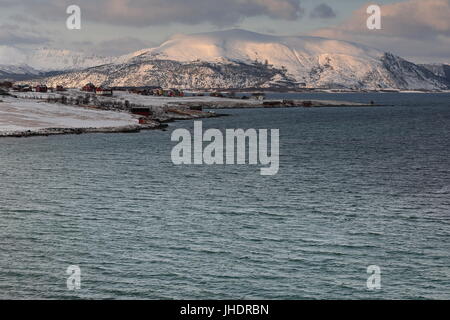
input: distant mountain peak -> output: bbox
[0,46,114,72]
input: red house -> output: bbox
[35,85,48,93]
[96,87,113,96]
[82,83,96,92]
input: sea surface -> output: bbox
[0,93,449,299]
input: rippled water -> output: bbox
[1,93,449,299]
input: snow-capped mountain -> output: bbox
[26,48,115,71]
[0,64,40,75]
[16,30,450,90]
[0,64,43,81]
[0,46,114,72]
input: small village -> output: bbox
[1,81,186,98]
[0,81,218,123]
[0,81,227,137]
[0,80,379,138]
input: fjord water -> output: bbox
[1,93,449,299]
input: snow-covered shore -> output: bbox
[0,96,153,137]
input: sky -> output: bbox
[0,0,449,63]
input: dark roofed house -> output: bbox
[13,84,32,92]
[0,81,13,89]
[35,85,48,93]
[82,83,96,92]
[96,87,113,97]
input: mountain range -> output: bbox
[1,29,449,90]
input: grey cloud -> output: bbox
[8,14,40,25]
[0,24,49,45]
[310,3,336,19]
[93,37,155,56]
[0,0,18,7]
[6,0,305,27]
[59,37,155,57]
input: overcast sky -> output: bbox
[0,0,449,63]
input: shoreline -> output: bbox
[173,99,382,110]
[0,101,370,139]
[0,89,414,139]
[0,100,380,139]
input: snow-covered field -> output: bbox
[12,89,373,110]
[13,89,261,108]
[111,91,260,107]
[0,96,138,134]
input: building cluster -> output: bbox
[0,81,12,95]
[1,82,67,93]
[82,83,113,96]
[81,83,184,97]
[0,81,14,89]
[1,80,185,98]
[126,87,184,97]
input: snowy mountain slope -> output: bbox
[0,64,44,81]
[37,59,297,89]
[381,54,450,90]
[140,30,381,68]
[26,48,115,71]
[21,29,450,90]
[420,64,450,82]
[0,46,114,72]
[0,64,40,75]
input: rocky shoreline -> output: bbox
[169,99,381,110]
[0,122,169,138]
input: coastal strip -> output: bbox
[1,89,382,138]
